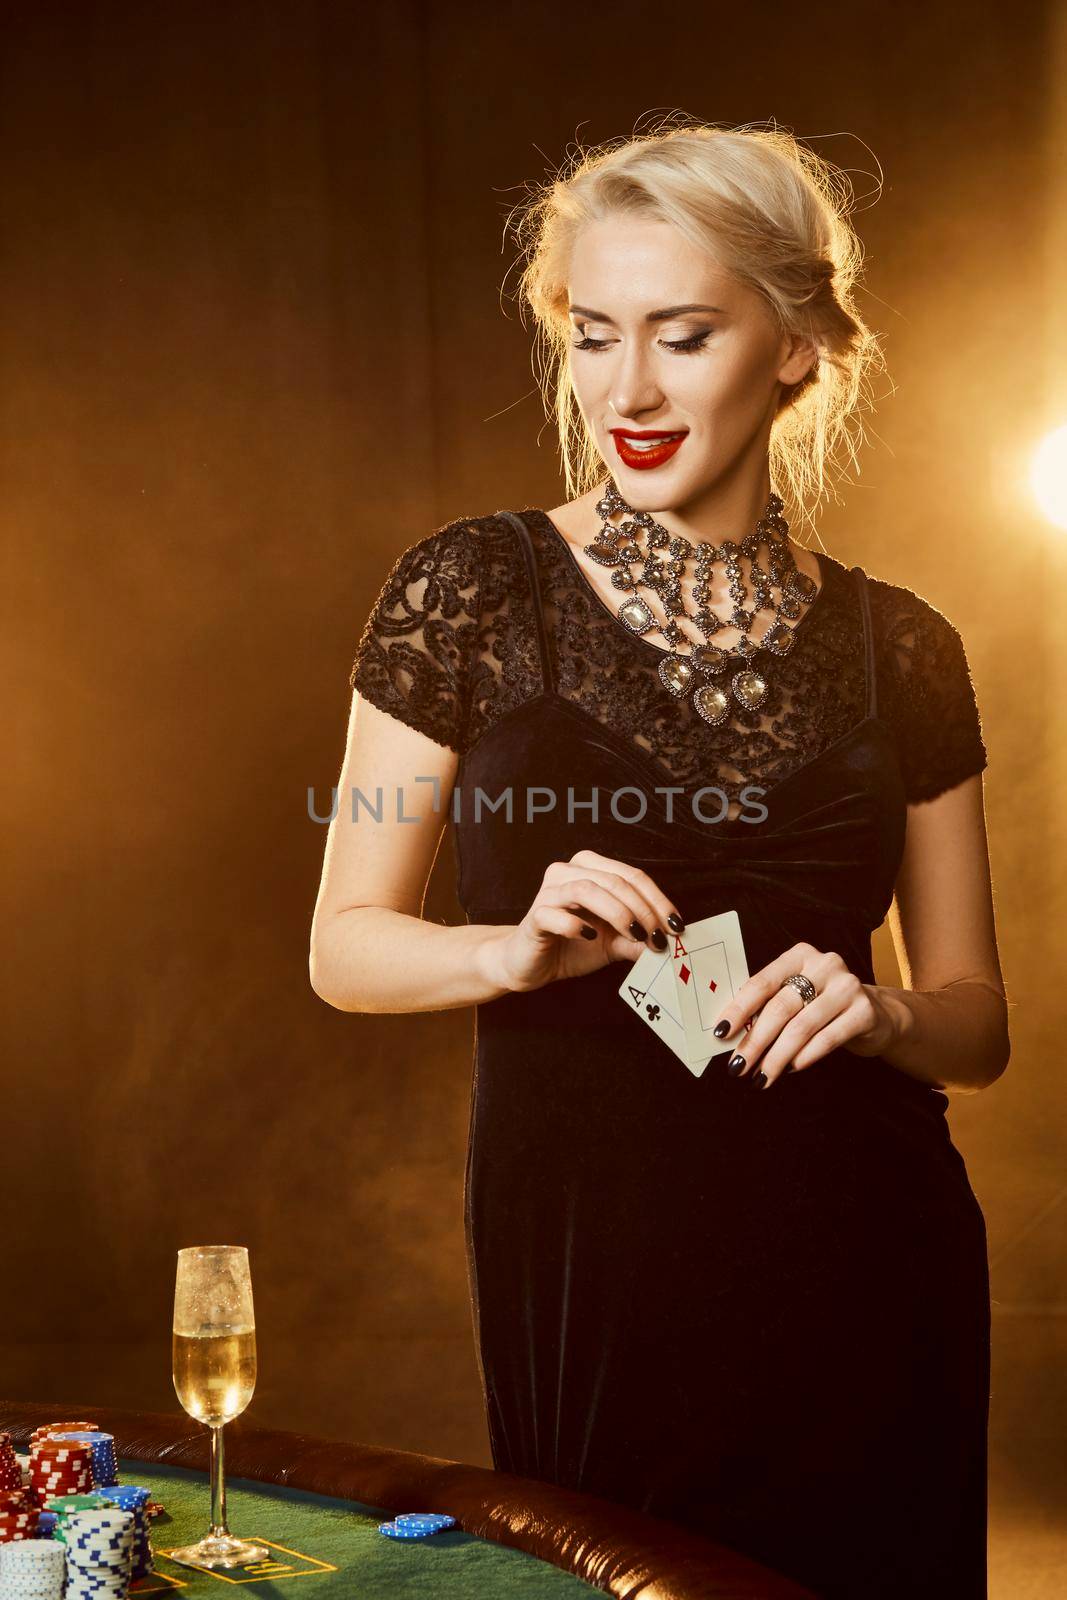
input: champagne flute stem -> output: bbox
[209,1423,229,1536]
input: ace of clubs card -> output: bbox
[618,910,750,1077]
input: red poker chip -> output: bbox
[29,1421,98,1445]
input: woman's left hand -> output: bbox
[711,942,898,1090]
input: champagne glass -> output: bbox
[169,1245,268,1568]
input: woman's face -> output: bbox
[566,213,815,511]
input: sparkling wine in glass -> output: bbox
[168,1245,268,1568]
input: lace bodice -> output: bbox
[349,507,988,811]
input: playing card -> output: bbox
[617,942,694,1070]
[668,911,750,1070]
[619,910,750,1076]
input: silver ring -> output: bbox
[779,973,817,1005]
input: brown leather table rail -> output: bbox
[0,1400,816,1599]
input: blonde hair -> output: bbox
[507,115,887,536]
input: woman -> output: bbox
[310,121,1009,1600]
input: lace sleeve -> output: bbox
[873,583,989,804]
[349,519,482,754]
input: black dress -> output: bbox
[350,506,992,1600]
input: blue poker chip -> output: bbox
[378,1519,442,1540]
[395,1512,456,1532]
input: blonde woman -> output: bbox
[311,120,1007,1599]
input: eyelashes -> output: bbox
[571,331,712,354]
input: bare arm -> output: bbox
[309,693,516,1013]
[309,691,677,1014]
[877,772,1010,1094]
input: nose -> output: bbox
[609,339,665,423]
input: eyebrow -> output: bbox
[568,302,726,322]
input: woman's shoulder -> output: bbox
[858,564,975,676]
[383,509,531,589]
[857,564,988,797]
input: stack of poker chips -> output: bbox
[53,1505,134,1600]
[378,1511,457,1539]
[0,1535,66,1597]
[1,1432,24,1492]
[96,1483,153,1579]
[29,1437,94,1504]
[0,1487,40,1542]
[28,1422,99,1457]
[23,1421,166,1524]
[27,1422,99,1506]
[48,1431,119,1488]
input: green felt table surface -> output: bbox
[110,1456,602,1597]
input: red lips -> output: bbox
[610,429,688,471]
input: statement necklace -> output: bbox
[582,480,820,728]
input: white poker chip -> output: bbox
[0,1535,66,1600]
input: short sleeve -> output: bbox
[874,584,989,804]
[349,520,481,754]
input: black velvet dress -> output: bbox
[350,505,992,1600]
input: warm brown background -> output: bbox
[4,0,1065,1588]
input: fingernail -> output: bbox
[760,1072,773,1090]
[713,1019,731,1039]
[628,919,647,941]
[667,912,685,932]
[580,925,597,940]
[785,1063,796,1074]
[752,1071,767,1089]
[727,1054,746,1076]
[649,928,667,950]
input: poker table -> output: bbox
[1,1402,817,1598]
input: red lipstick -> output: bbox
[610,429,688,471]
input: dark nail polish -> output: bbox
[580,925,597,940]
[752,1070,767,1089]
[784,1063,796,1074]
[713,1019,731,1039]
[759,1072,772,1089]
[667,912,685,932]
[727,1054,746,1075]
[649,928,667,951]
[628,919,647,941]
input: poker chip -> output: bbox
[394,1512,456,1532]
[28,1424,99,1450]
[0,1433,24,1493]
[378,1512,456,1540]
[43,1495,112,1515]
[29,1439,94,1505]
[0,1535,66,1598]
[99,1485,153,1579]
[0,1489,34,1511]
[48,1433,118,1489]
[0,1501,41,1543]
[54,1506,134,1600]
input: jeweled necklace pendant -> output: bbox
[585,479,818,724]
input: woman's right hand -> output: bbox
[484,848,685,994]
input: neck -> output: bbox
[606,459,780,547]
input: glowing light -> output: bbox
[1031,424,1067,528]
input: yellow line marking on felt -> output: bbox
[157,1539,338,1585]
